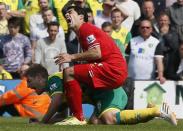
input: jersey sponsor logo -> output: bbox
[86,34,96,44]
[50,83,58,91]
[138,48,145,54]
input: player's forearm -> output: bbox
[41,102,59,123]
[41,94,62,124]
[71,46,101,62]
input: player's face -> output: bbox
[65,8,83,29]
[26,75,46,94]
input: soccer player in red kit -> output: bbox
[54,4,127,125]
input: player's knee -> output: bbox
[102,116,116,125]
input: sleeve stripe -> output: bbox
[50,91,63,97]
[88,44,100,50]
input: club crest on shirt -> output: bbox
[86,34,96,44]
[50,83,57,90]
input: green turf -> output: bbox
[0,117,182,131]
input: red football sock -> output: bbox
[64,80,84,121]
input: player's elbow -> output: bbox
[91,46,102,59]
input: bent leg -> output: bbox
[64,67,84,121]
[116,107,159,124]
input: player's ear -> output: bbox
[79,14,84,21]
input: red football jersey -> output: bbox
[77,23,128,88]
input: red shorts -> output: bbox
[74,62,127,89]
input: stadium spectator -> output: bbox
[135,0,166,17]
[111,8,131,48]
[166,0,176,7]
[30,9,64,63]
[25,64,177,126]
[54,4,128,125]
[132,0,159,38]
[30,8,57,42]
[2,0,26,18]
[126,20,159,80]
[166,0,183,41]
[86,0,103,16]
[1,17,32,79]
[73,0,90,8]
[155,12,180,82]
[23,0,39,35]
[94,0,114,28]
[0,64,50,121]
[101,21,126,57]
[85,8,95,24]
[115,0,141,31]
[0,2,8,35]
[52,0,68,34]
[176,42,183,80]
[34,22,68,75]
[0,62,12,80]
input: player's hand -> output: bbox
[54,53,73,64]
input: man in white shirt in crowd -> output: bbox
[30,8,64,62]
[34,21,68,75]
[126,20,159,80]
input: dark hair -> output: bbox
[139,19,152,27]
[85,7,93,14]
[101,21,112,29]
[142,0,154,7]
[25,64,48,80]
[62,3,88,22]
[47,21,60,29]
[62,1,75,16]
[158,11,170,21]
[42,8,53,14]
[8,17,22,27]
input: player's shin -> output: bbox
[116,107,159,124]
[64,80,84,121]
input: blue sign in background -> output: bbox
[0,80,21,94]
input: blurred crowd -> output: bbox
[0,0,183,84]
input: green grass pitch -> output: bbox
[0,117,182,131]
